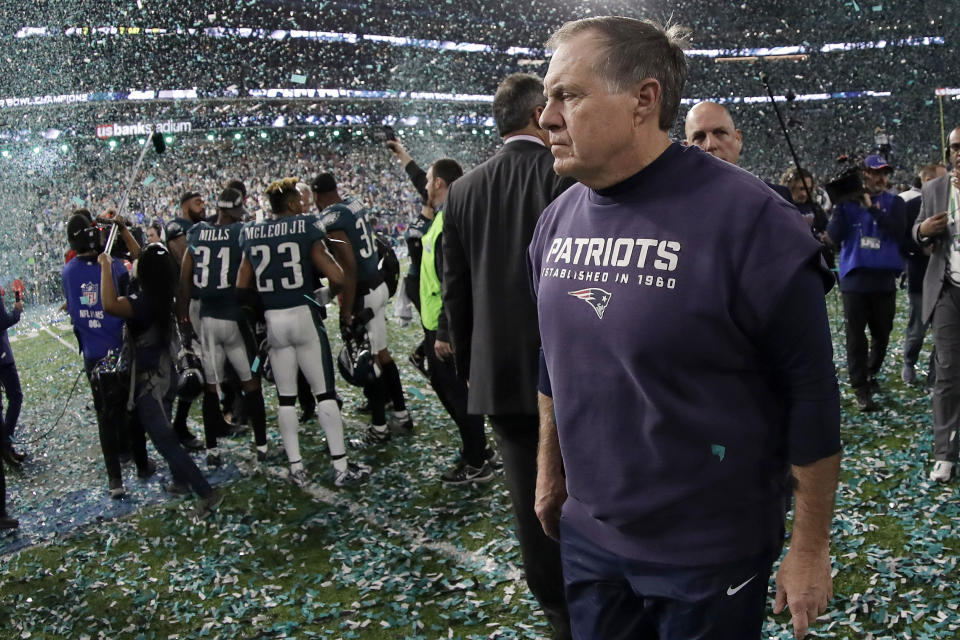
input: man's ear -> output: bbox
[532,105,545,128]
[633,78,662,125]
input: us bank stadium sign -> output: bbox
[95,121,192,139]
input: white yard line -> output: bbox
[238,452,521,582]
[42,326,80,353]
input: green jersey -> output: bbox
[186,221,245,320]
[239,214,328,310]
[319,197,380,286]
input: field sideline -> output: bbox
[0,291,958,639]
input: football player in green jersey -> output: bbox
[312,173,413,445]
[179,188,269,467]
[237,178,370,488]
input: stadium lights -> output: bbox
[108,140,117,148]
[308,130,315,137]
[206,133,215,140]
[259,131,267,138]
[164,136,173,144]
[138,138,146,145]
[60,144,68,152]
[332,130,340,137]
[233,132,242,139]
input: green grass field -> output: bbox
[0,290,958,639]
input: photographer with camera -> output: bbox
[825,155,907,412]
[63,211,154,498]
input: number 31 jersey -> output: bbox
[319,197,380,285]
[186,221,245,320]
[239,214,327,310]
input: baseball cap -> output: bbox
[864,155,892,172]
[217,187,246,215]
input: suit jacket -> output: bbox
[914,173,953,323]
[442,139,574,416]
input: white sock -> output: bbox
[331,455,348,473]
[371,423,388,433]
[277,406,302,465]
[317,399,346,460]
[256,444,268,454]
[290,460,304,474]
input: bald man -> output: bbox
[684,101,794,203]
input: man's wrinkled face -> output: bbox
[684,103,743,165]
[539,31,642,186]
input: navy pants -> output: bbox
[0,363,23,449]
[136,390,212,497]
[561,521,777,640]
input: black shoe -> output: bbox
[1,448,22,469]
[299,408,316,424]
[485,447,503,471]
[7,446,25,463]
[165,481,191,495]
[193,488,224,519]
[179,436,205,451]
[441,461,495,486]
[206,452,223,467]
[137,458,158,479]
[118,452,133,466]
[0,513,19,529]
[855,388,877,412]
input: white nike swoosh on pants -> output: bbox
[726,573,758,596]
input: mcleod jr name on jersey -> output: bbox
[239,215,327,310]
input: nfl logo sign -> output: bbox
[80,282,98,306]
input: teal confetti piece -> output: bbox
[142,175,155,186]
[711,444,726,461]
[291,73,308,84]
[72,196,86,206]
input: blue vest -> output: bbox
[837,192,903,279]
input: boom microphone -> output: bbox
[151,131,166,155]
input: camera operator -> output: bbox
[825,155,907,411]
[63,211,154,498]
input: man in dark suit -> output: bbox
[442,72,574,639]
[913,126,960,483]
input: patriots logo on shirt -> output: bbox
[568,288,612,319]
[80,281,98,306]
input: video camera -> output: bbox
[825,156,864,205]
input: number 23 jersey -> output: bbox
[239,214,327,310]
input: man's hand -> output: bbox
[919,211,949,239]
[774,546,833,639]
[535,464,566,540]
[97,252,112,268]
[385,140,412,165]
[13,301,23,313]
[434,340,454,361]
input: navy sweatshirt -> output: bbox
[529,143,841,566]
